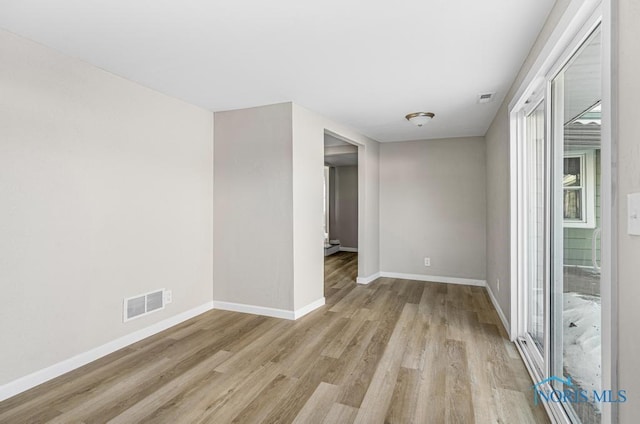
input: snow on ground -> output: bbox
[563,292,601,398]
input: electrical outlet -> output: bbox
[164,290,173,304]
[424,257,431,267]
[497,279,500,292]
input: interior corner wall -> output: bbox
[213,103,294,311]
[292,105,324,310]
[330,166,359,249]
[213,102,377,314]
[379,137,486,281]
[0,31,214,386]
[292,104,380,288]
[484,0,572,324]
[616,0,640,420]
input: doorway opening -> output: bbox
[323,133,359,301]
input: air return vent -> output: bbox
[124,289,166,322]
[477,92,495,104]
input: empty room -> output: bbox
[1,0,638,423]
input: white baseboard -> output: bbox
[213,300,294,320]
[379,271,486,287]
[294,298,326,319]
[212,298,325,321]
[356,272,380,285]
[339,247,358,253]
[485,284,511,339]
[0,301,214,402]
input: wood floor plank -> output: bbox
[48,357,174,424]
[321,308,369,358]
[0,252,550,424]
[292,382,339,424]
[277,313,348,379]
[229,374,297,424]
[413,323,447,424]
[261,356,338,424]
[468,317,501,424]
[481,322,522,392]
[405,280,425,305]
[328,286,369,313]
[213,318,292,374]
[0,331,203,424]
[325,282,357,308]
[494,387,541,424]
[401,307,430,370]
[320,319,378,386]
[444,339,475,424]
[337,292,405,408]
[322,403,359,424]
[191,361,284,424]
[384,366,420,424]
[353,303,417,424]
[106,350,232,424]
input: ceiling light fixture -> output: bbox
[405,112,435,127]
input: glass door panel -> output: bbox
[551,25,602,424]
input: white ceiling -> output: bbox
[0,0,555,142]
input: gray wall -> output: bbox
[484,0,571,324]
[617,0,640,419]
[380,137,486,280]
[213,103,294,310]
[0,31,214,385]
[329,166,359,249]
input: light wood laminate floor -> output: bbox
[0,252,549,423]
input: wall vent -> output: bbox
[124,289,166,322]
[477,92,496,104]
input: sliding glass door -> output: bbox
[550,26,602,424]
[516,23,603,424]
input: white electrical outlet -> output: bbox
[164,290,173,304]
[497,278,500,291]
[424,257,431,267]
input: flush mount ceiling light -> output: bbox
[405,112,435,127]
